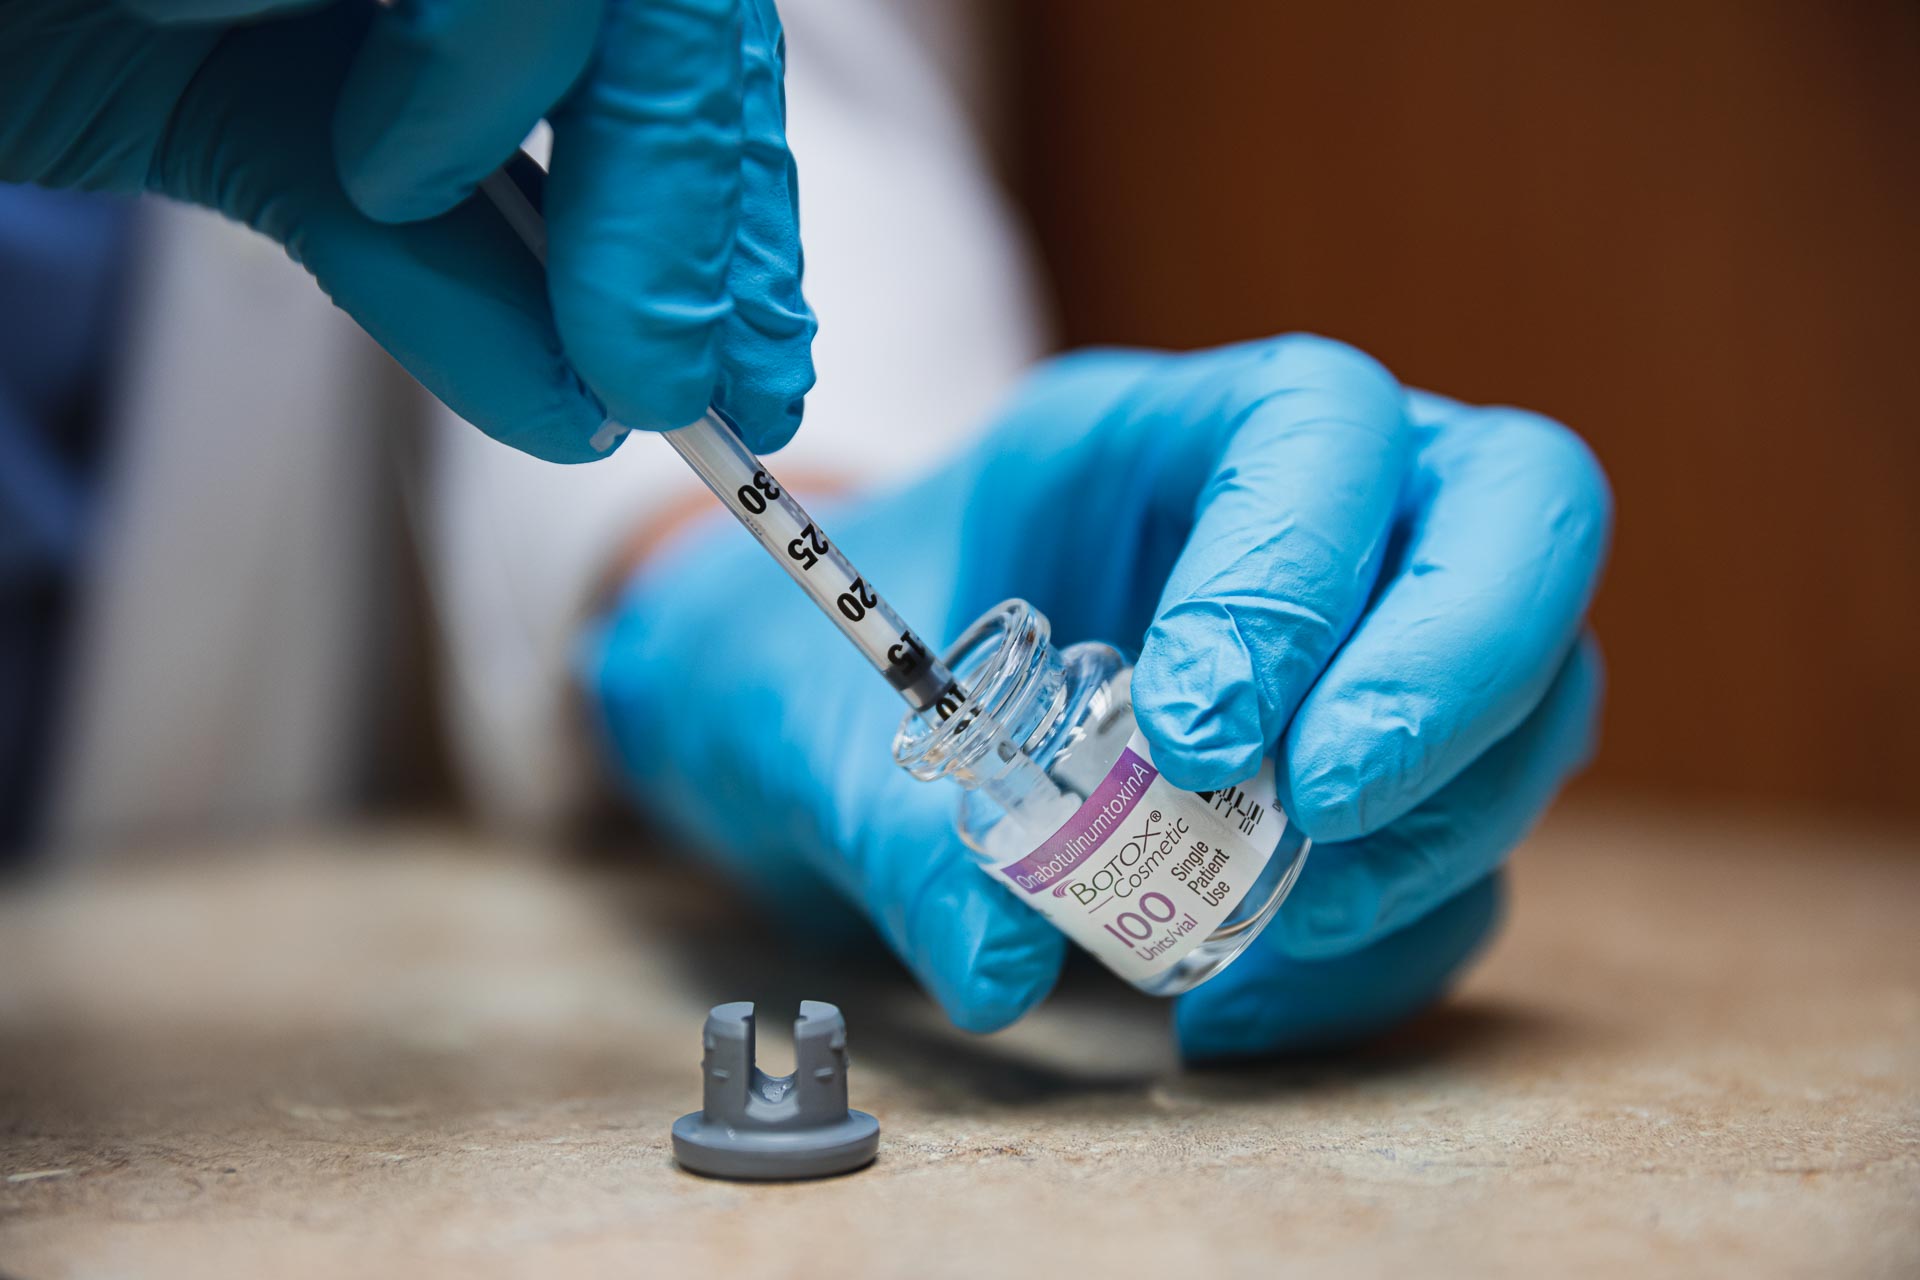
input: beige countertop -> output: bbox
[1,801,1915,1278]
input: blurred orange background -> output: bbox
[1005,0,1920,818]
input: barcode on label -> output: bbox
[1200,785,1265,837]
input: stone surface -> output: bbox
[0,801,1915,1278]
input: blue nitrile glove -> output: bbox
[0,0,813,461]
[587,335,1611,1049]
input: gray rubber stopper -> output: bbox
[671,1000,880,1180]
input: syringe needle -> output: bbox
[478,168,967,722]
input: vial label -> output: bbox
[987,730,1283,983]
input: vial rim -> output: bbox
[892,598,1049,780]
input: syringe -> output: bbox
[479,170,966,722]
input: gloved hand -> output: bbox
[587,335,1611,1053]
[0,0,813,461]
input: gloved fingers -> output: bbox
[1131,334,1411,793]
[119,0,327,21]
[1269,634,1601,960]
[710,0,813,452]
[1281,393,1613,841]
[331,0,604,223]
[545,0,750,439]
[1174,871,1504,1062]
[149,6,610,460]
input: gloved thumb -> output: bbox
[584,537,1065,1037]
[848,773,1068,1033]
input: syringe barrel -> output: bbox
[664,412,963,716]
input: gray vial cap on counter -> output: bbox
[672,1000,880,1180]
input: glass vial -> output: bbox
[894,600,1309,996]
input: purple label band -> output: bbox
[998,747,1158,895]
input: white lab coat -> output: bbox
[45,0,1047,851]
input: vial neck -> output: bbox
[893,600,1068,791]
[945,641,1066,797]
